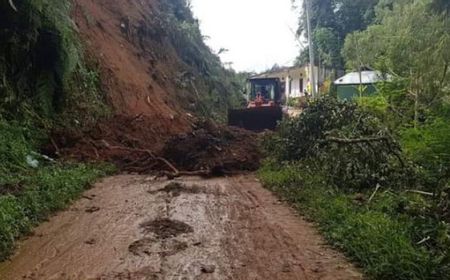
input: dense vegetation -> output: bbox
[0,0,114,261]
[262,0,450,279]
[295,0,380,69]
[159,0,245,121]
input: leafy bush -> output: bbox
[265,97,408,190]
[0,0,107,125]
[259,163,450,279]
[0,118,114,260]
[401,117,450,185]
[157,0,245,121]
[0,164,112,260]
[0,120,32,177]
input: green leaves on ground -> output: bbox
[265,97,407,190]
[261,95,450,278]
[259,163,450,279]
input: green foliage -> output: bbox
[356,94,389,117]
[343,0,450,127]
[401,117,450,186]
[0,118,114,260]
[343,0,450,189]
[284,1,450,278]
[313,28,341,68]
[159,0,245,121]
[0,0,107,125]
[0,120,33,179]
[0,163,112,260]
[295,0,380,69]
[259,163,450,279]
[430,0,450,13]
[265,97,406,190]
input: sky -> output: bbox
[190,0,302,73]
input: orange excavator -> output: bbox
[228,77,284,131]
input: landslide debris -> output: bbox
[48,118,261,176]
[162,121,261,174]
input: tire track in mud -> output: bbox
[0,175,362,280]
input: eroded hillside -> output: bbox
[73,0,243,129]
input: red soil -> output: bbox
[72,0,193,137]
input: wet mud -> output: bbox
[0,175,362,280]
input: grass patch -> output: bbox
[0,163,113,261]
[0,120,115,261]
[258,161,449,279]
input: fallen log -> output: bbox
[325,136,389,144]
[100,140,179,174]
[8,0,17,12]
[99,140,213,178]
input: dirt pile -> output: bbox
[48,114,183,165]
[49,118,261,176]
[162,121,261,174]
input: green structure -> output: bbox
[334,71,384,101]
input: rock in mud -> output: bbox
[201,264,216,274]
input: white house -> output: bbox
[250,65,334,99]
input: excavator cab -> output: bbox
[228,77,283,131]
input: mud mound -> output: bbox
[50,114,184,158]
[48,114,187,174]
[162,121,261,174]
[49,118,261,176]
[141,219,193,239]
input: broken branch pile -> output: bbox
[46,116,261,176]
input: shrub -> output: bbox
[259,163,450,279]
[0,164,112,260]
[0,0,108,126]
[264,97,409,190]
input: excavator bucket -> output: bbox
[228,106,283,132]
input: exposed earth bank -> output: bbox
[0,175,361,280]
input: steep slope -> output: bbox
[73,0,189,134]
[72,0,243,132]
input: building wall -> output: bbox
[285,67,307,98]
[251,65,335,100]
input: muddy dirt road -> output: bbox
[0,175,362,280]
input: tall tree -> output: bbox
[295,0,380,70]
[343,0,450,127]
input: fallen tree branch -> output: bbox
[160,170,211,179]
[8,0,17,12]
[368,184,381,204]
[417,236,431,245]
[325,136,389,144]
[100,140,179,174]
[406,190,434,196]
[98,140,217,178]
